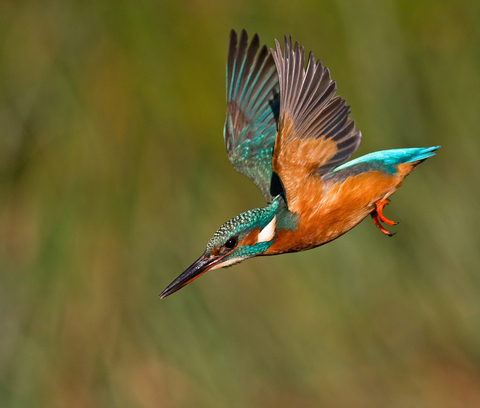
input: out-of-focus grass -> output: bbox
[1,0,479,407]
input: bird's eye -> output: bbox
[224,237,238,249]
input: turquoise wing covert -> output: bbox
[224,29,280,203]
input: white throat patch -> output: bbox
[210,257,243,270]
[257,215,276,243]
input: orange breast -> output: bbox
[265,166,416,255]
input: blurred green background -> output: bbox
[1,0,479,407]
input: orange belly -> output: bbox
[265,164,416,254]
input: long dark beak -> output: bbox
[159,253,215,299]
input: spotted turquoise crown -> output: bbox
[206,204,278,253]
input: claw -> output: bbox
[375,199,399,226]
[371,200,398,236]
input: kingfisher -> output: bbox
[160,29,439,299]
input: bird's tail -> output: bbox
[326,146,440,181]
[402,146,440,163]
[334,146,440,172]
[389,146,440,177]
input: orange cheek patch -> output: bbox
[240,227,261,246]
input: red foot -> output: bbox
[376,199,399,226]
[371,199,399,237]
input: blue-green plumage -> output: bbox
[224,30,280,202]
[333,147,440,173]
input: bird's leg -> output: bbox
[371,199,398,237]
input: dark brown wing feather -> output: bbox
[271,36,362,177]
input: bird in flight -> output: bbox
[160,29,438,299]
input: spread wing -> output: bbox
[270,36,362,212]
[224,29,280,203]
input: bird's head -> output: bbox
[160,203,282,298]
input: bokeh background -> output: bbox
[1,0,479,407]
